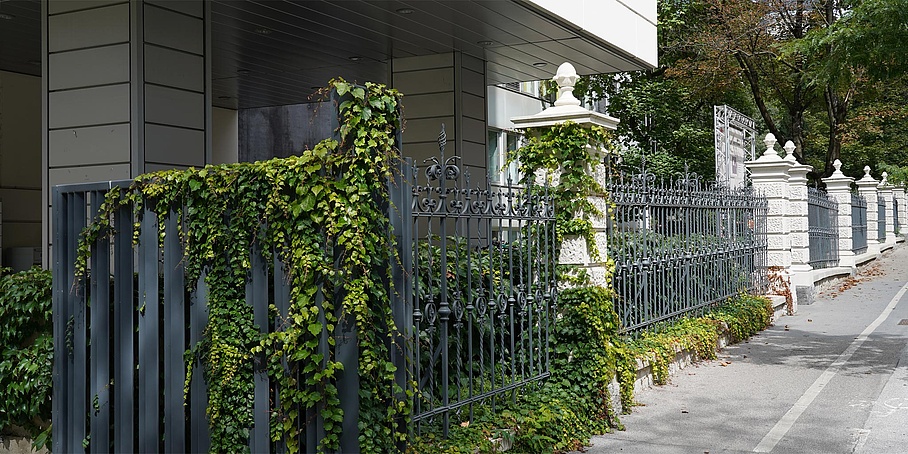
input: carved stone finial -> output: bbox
[552,62,581,107]
[783,140,796,162]
[864,165,871,178]
[832,159,843,175]
[762,133,778,157]
[881,171,889,186]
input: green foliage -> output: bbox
[615,294,773,410]
[78,79,406,453]
[410,286,623,453]
[513,122,614,260]
[0,268,53,449]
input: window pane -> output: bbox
[506,133,519,183]
[488,130,501,183]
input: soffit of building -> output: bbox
[0,0,41,77]
[0,1,654,110]
[212,0,653,110]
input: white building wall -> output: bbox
[525,0,658,68]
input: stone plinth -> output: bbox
[822,160,856,269]
[855,166,881,257]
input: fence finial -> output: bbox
[783,141,796,162]
[881,171,889,186]
[832,159,844,177]
[861,165,874,181]
[553,62,581,107]
[762,133,778,157]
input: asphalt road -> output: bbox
[581,245,908,454]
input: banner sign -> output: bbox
[714,105,757,188]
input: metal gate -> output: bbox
[390,126,558,437]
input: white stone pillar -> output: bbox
[822,160,856,270]
[783,142,814,303]
[784,141,813,276]
[856,166,881,257]
[894,186,907,237]
[510,62,619,287]
[879,173,896,245]
[745,134,794,270]
[745,134,795,308]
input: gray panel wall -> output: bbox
[0,71,42,250]
[43,0,209,265]
[392,52,487,178]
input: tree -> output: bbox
[575,0,755,180]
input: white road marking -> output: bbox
[753,280,908,452]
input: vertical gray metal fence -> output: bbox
[878,197,887,242]
[390,126,558,438]
[604,167,768,332]
[852,192,868,255]
[53,182,212,453]
[807,187,839,269]
[53,182,371,453]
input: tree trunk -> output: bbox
[735,52,781,141]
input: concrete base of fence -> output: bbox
[608,325,738,415]
[0,437,47,454]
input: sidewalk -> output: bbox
[581,245,908,453]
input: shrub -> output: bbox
[0,267,53,448]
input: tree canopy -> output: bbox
[588,0,908,182]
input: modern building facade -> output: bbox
[0,0,657,268]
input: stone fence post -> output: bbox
[894,186,907,235]
[822,160,856,269]
[855,166,881,257]
[745,134,796,307]
[745,134,794,270]
[879,173,896,245]
[510,62,619,287]
[784,141,813,278]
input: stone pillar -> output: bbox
[894,186,907,236]
[43,0,211,263]
[784,141,812,275]
[879,173,896,245]
[822,160,856,270]
[510,62,618,286]
[855,166,881,257]
[745,134,796,307]
[783,141,814,303]
[745,134,794,270]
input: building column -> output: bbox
[391,52,487,178]
[43,0,211,264]
[822,160,855,270]
[855,166,881,257]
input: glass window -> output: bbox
[488,130,502,183]
[487,129,522,184]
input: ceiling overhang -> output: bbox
[1,1,657,110]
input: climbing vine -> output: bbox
[511,121,615,260]
[77,79,406,452]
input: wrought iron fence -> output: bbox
[604,167,768,332]
[878,197,887,242]
[390,127,558,437]
[807,187,839,269]
[852,192,868,255]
